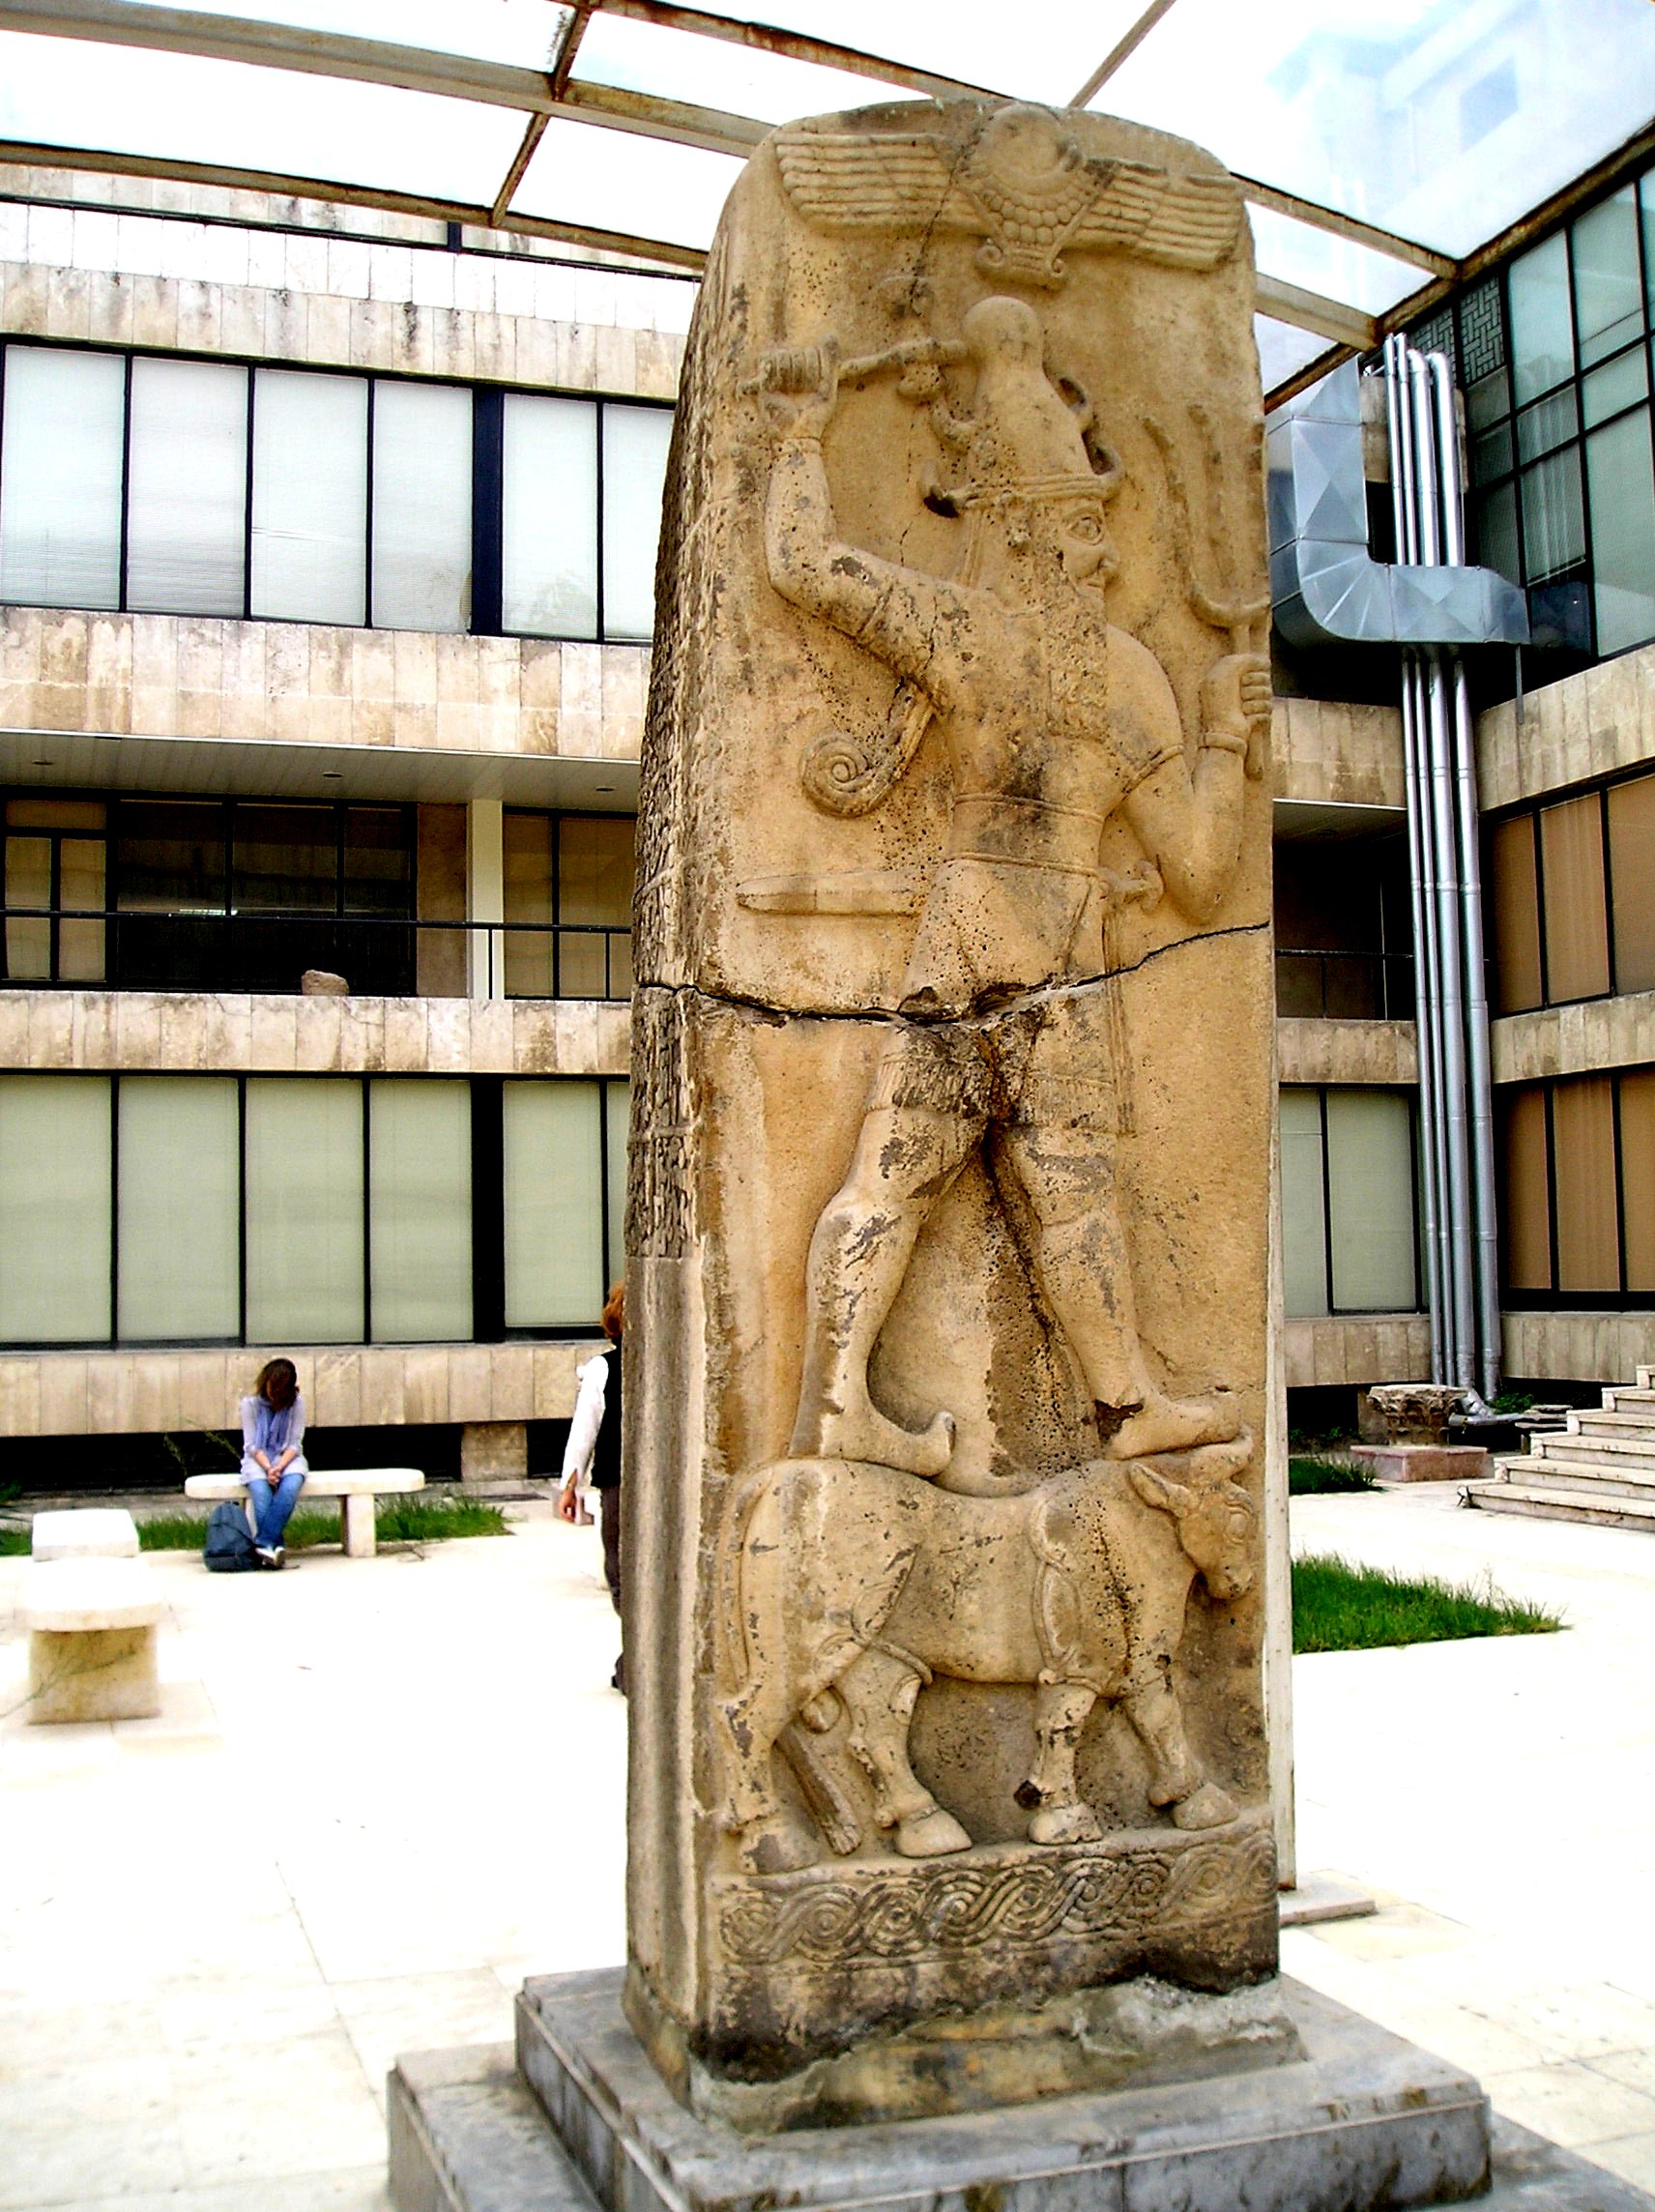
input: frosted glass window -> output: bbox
[127,358,247,617]
[4,834,50,981]
[503,395,597,638]
[1573,188,1644,369]
[1620,1070,1655,1296]
[1539,794,1611,1002]
[250,370,368,624]
[605,1080,629,1283]
[1609,772,1655,994]
[371,381,473,632]
[1521,448,1585,584]
[368,1080,472,1342]
[602,403,671,641]
[1501,1088,1552,1293]
[1509,233,1576,405]
[0,346,125,609]
[503,1081,601,1326]
[1586,409,1655,656]
[1278,1088,1327,1320]
[1325,1091,1417,1313]
[117,1078,239,1341]
[1553,1076,1619,1295]
[0,1076,110,1343]
[1490,815,1542,1013]
[57,837,104,985]
[503,810,555,998]
[245,1079,363,1340]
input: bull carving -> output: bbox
[719,1437,1257,1874]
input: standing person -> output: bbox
[560,1282,625,1690]
[241,1356,307,1570]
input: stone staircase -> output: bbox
[1464,1367,1655,1528]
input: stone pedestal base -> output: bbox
[1352,1443,1491,1482]
[387,1967,1655,2212]
[28,1624,160,1724]
[459,1421,529,1490]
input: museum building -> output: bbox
[0,3,1652,1475]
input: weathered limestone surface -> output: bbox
[625,98,1278,2129]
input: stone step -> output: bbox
[1640,1366,1654,1390]
[1490,1457,1655,1502]
[389,2044,601,2212]
[1466,1479,1655,1529]
[1602,1385,1655,1410]
[1522,1438,1655,1476]
[1525,1431,1655,1466]
[1566,1409,1655,1440]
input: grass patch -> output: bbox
[1292,1552,1564,1654]
[0,1526,28,1556]
[1290,1455,1376,1496]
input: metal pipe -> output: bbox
[1430,351,1502,1403]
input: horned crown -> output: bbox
[935,297,1120,513]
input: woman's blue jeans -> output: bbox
[244,1459,307,1548]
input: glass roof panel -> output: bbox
[511,116,746,250]
[77,1,570,69]
[681,0,1149,104]
[1249,205,1426,318]
[1256,315,1337,394]
[570,15,913,125]
[1100,0,1655,258]
[0,31,523,204]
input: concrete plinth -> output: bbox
[388,1966,1655,2212]
[460,1421,529,1490]
[1352,1442,1491,1482]
[28,1624,160,1723]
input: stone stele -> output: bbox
[624,93,1280,2132]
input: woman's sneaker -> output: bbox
[256,1545,281,1569]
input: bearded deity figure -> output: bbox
[753,294,1270,1479]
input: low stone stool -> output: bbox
[24,1558,163,1724]
[1351,1442,1491,1483]
[30,1507,140,1560]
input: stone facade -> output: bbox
[1478,636,1655,812]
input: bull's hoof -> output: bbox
[895,1806,973,1857]
[806,1404,956,1479]
[740,1813,822,1873]
[1028,1801,1103,1846]
[1171,1781,1238,1830]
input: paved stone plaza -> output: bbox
[2,1487,1654,2207]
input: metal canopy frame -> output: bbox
[0,0,1645,402]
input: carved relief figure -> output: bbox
[720,1438,1257,1871]
[753,295,1270,1478]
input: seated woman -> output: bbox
[241,1357,307,1569]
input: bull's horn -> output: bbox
[1128,1464,1194,1517]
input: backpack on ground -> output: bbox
[203,1499,258,1574]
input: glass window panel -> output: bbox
[57,837,104,983]
[605,1080,628,1286]
[1643,169,1655,327]
[0,345,124,609]
[8,799,104,831]
[115,800,225,913]
[1582,346,1649,429]
[368,1079,471,1342]
[503,811,554,999]
[1540,793,1611,1002]
[1471,421,1514,485]
[1586,408,1655,656]
[1278,1088,1328,1320]
[1475,480,1521,584]
[127,358,247,617]
[341,806,412,917]
[511,112,745,256]
[570,9,925,123]
[1501,1088,1552,1292]
[245,1079,364,1342]
[250,369,368,625]
[1553,1075,1620,1294]
[1520,448,1586,583]
[503,1080,602,1328]
[1574,188,1644,368]
[1509,234,1577,405]
[1325,1090,1417,1313]
[117,1077,238,1341]
[371,380,473,632]
[4,834,50,981]
[1620,1069,1655,1295]
[233,805,336,914]
[602,404,671,642]
[1516,387,1579,464]
[1466,367,1512,433]
[502,395,597,638]
[1610,772,1655,993]
[0,1075,110,1342]
[1490,815,1543,1013]
[558,814,634,999]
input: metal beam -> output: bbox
[588,0,995,102]
[562,80,765,156]
[1067,0,1180,110]
[0,137,709,271]
[1234,175,1453,278]
[1254,274,1377,353]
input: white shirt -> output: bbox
[561,1351,613,1485]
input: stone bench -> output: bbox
[184,1468,425,1558]
[24,1557,163,1724]
[31,1507,140,1560]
